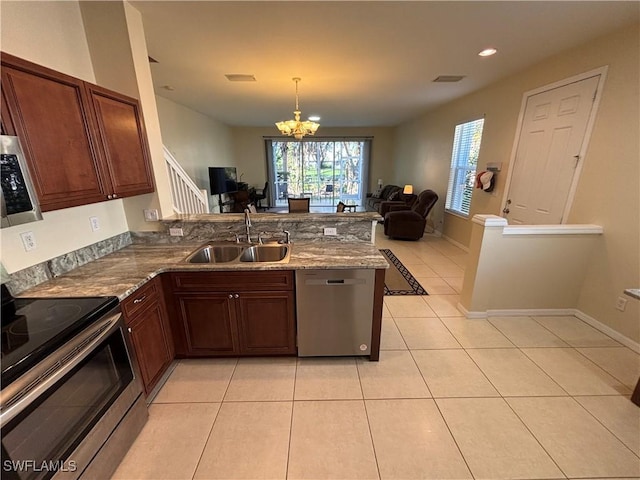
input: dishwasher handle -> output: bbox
[304,278,367,286]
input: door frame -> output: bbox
[500,66,608,224]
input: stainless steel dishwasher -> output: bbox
[296,269,375,356]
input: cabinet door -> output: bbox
[85,84,155,198]
[1,88,15,135]
[128,303,173,396]
[236,291,296,355]
[1,54,108,211]
[177,294,239,355]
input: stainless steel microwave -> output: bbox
[1,135,42,228]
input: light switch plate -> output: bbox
[169,228,184,237]
[323,227,337,236]
[20,231,36,251]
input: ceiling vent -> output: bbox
[433,75,465,83]
[225,74,257,82]
[148,56,159,63]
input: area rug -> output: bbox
[380,249,428,296]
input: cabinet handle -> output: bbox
[234,294,239,299]
[133,295,147,304]
[107,194,113,199]
[127,327,132,333]
[113,193,118,198]
[228,294,233,298]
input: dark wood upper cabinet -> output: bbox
[85,83,154,198]
[1,88,16,136]
[0,52,155,211]
[1,54,108,211]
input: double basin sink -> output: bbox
[184,242,290,264]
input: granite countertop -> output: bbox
[162,212,382,223]
[18,241,389,300]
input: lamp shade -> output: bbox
[403,184,414,194]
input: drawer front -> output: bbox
[122,277,160,319]
[171,271,294,292]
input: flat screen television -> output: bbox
[209,167,238,195]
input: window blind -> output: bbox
[445,118,485,216]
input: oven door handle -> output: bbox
[0,311,123,428]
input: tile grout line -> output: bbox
[419,309,574,480]
[529,315,623,348]
[190,358,239,480]
[571,346,638,391]
[570,395,640,461]
[430,397,477,479]
[284,357,298,480]
[501,396,575,479]
[355,357,383,480]
[519,346,619,397]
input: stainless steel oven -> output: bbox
[1,297,147,480]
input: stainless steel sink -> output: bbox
[184,242,290,264]
[185,243,246,263]
[239,245,290,263]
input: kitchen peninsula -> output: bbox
[7,212,389,397]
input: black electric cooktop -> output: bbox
[1,294,119,387]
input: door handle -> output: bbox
[503,199,511,215]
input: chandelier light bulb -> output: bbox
[275,77,320,140]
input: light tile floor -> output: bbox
[113,227,640,480]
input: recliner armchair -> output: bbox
[384,189,438,240]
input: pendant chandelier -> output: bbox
[275,77,319,140]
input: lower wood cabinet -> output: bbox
[236,291,296,354]
[122,278,174,396]
[177,294,238,354]
[166,271,296,357]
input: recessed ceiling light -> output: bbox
[478,48,497,57]
[308,115,321,122]
[225,74,257,82]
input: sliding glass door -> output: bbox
[266,138,370,209]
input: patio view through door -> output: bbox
[265,138,371,210]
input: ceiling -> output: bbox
[131,1,639,128]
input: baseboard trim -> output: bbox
[486,308,577,317]
[573,309,640,354]
[457,306,640,353]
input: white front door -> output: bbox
[504,75,600,224]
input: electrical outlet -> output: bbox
[169,228,184,237]
[323,227,337,236]
[20,231,36,251]
[615,296,628,312]
[89,216,100,232]
[144,209,159,221]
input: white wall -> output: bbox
[393,22,640,342]
[121,1,175,229]
[0,1,130,273]
[461,217,602,314]
[155,95,235,204]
